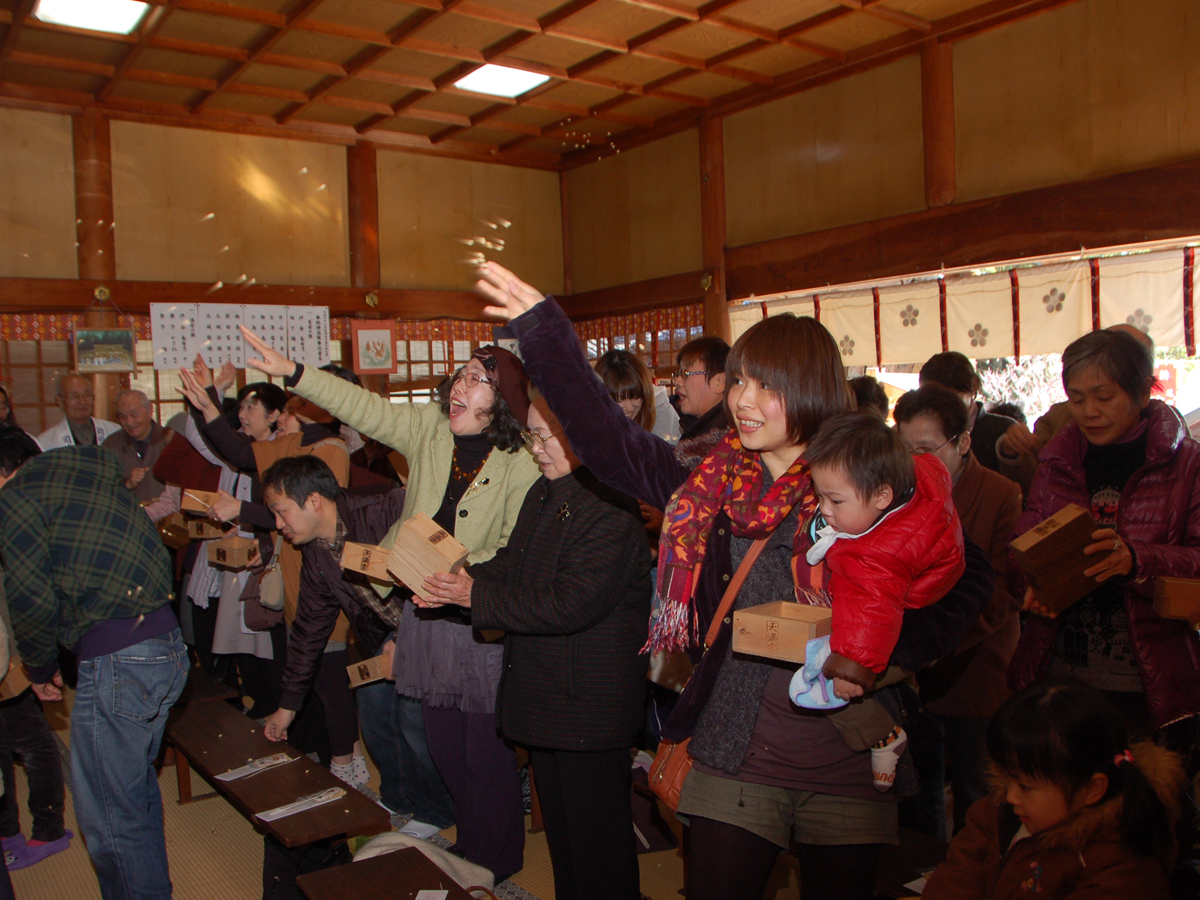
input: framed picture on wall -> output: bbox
[74,328,136,373]
[351,319,398,375]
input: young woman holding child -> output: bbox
[924,680,1183,900]
[477,262,990,900]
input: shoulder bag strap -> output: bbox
[702,536,769,650]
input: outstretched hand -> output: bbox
[178,367,221,421]
[241,326,298,379]
[474,262,546,321]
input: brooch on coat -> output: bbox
[557,502,571,521]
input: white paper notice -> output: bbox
[150,303,199,371]
[196,304,245,369]
[242,305,290,359]
[414,892,449,900]
[287,307,330,368]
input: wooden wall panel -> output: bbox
[564,128,702,294]
[111,121,350,286]
[0,109,77,279]
[723,56,925,249]
[955,0,1200,202]
[377,153,563,295]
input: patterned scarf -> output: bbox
[648,431,818,653]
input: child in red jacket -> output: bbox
[923,681,1181,900]
[789,413,964,789]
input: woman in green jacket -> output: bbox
[243,328,540,883]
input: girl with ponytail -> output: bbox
[924,680,1184,899]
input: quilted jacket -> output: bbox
[821,452,966,677]
[1007,400,1200,728]
[923,742,1182,900]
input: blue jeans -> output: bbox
[356,684,454,827]
[71,630,188,900]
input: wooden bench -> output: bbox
[296,847,483,900]
[162,666,240,803]
[166,696,390,847]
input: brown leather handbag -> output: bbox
[648,537,768,811]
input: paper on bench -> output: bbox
[256,787,346,822]
[214,753,297,782]
[415,892,449,900]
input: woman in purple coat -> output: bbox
[1008,329,1200,742]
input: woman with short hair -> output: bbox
[1008,330,1200,738]
[476,262,991,900]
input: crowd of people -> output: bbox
[0,260,1197,900]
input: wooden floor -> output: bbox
[6,689,801,900]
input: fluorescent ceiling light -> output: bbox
[454,65,550,99]
[34,0,150,35]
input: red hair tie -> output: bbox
[1113,749,1135,767]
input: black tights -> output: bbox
[686,816,882,900]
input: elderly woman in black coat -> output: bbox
[421,389,652,900]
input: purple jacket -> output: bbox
[1007,400,1200,727]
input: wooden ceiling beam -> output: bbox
[191,0,326,113]
[850,1,934,33]
[0,1,36,78]
[98,6,174,102]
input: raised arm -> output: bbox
[476,263,688,507]
[242,326,427,458]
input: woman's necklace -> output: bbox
[450,445,488,484]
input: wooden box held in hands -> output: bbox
[386,514,470,602]
[731,602,833,664]
[1010,504,1099,615]
[181,490,221,515]
[339,542,392,583]
[1153,577,1200,621]
[186,518,230,540]
[347,654,389,687]
[208,535,259,570]
[159,512,190,550]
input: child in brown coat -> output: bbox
[923,681,1184,900]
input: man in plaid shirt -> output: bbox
[0,425,187,900]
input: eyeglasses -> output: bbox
[673,369,708,381]
[521,429,565,452]
[63,392,94,402]
[453,370,493,390]
[908,435,958,456]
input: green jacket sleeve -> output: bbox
[292,367,430,458]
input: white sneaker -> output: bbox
[397,819,443,840]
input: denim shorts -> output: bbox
[676,767,898,849]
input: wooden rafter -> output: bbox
[0,0,37,79]
[97,6,174,102]
[190,0,327,113]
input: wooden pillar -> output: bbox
[559,169,572,296]
[346,140,386,396]
[73,109,121,418]
[699,114,730,343]
[921,37,956,209]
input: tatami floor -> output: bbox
[6,689,802,900]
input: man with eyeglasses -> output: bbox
[35,374,119,452]
[669,336,731,470]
